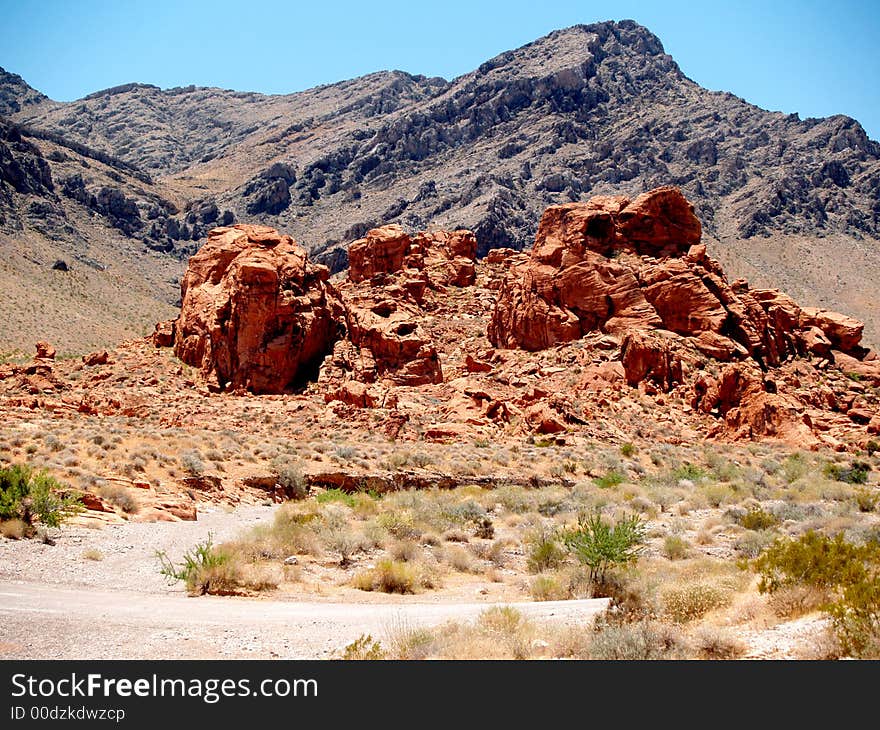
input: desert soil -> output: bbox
[0,505,609,659]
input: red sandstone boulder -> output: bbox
[152,320,175,348]
[173,225,342,394]
[82,350,109,367]
[799,308,864,353]
[35,341,55,359]
[620,329,683,392]
[340,290,443,385]
[348,225,411,283]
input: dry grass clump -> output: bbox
[98,484,139,513]
[352,558,438,594]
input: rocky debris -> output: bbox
[170,225,342,393]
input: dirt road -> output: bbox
[0,579,608,659]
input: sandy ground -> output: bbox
[0,505,610,659]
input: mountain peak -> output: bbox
[0,66,48,116]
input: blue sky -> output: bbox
[2,0,878,139]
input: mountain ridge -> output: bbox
[0,19,878,353]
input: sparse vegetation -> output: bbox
[0,464,81,536]
[562,511,646,583]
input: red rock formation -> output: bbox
[348,224,477,288]
[337,289,443,386]
[82,350,109,366]
[35,341,55,359]
[172,225,342,394]
[620,329,683,393]
[489,186,868,367]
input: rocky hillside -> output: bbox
[1,20,879,351]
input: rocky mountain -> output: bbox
[1,19,879,352]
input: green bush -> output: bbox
[593,470,625,489]
[157,535,241,596]
[0,464,81,533]
[823,460,870,485]
[753,531,880,657]
[671,463,707,482]
[562,511,646,583]
[315,488,356,507]
[829,578,880,658]
[738,505,779,531]
[341,634,385,660]
[526,529,566,573]
[753,531,876,594]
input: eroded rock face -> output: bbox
[348,224,477,287]
[172,225,342,393]
[489,186,867,369]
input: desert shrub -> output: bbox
[98,484,139,514]
[0,464,81,533]
[828,578,880,658]
[753,531,876,593]
[661,583,730,623]
[0,518,27,539]
[315,488,355,507]
[468,539,507,567]
[526,529,566,573]
[620,442,636,458]
[691,626,745,660]
[823,460,870,485]
[442,545,479,573]
[672,463,707,482]
[180,451,205,476]
[737,505,779,531]
[782,453,808,483]
[341,634,385,660]
[384,619,435,660]
[866,441,879,458]
[353,559,433,594]
[753,531,880,656]
[472,516,495,539]
[82,548,104,561]
[478,606,532,659]
[440,500,486,525]
[260,507,322,556]
[494,485,535,514]
[589,618,685,660]
[854,489,879,513]
[562,511,646,583]
[593,470,625,489]
[157,535,240,596]
[768,584,830,619]
[661,533,690,560]
[273,458,308,499]
[733,529,776,559]
[390,539,421,562]
[376,512,420,540]
[530,574,566,601]
[550,625,592,659]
